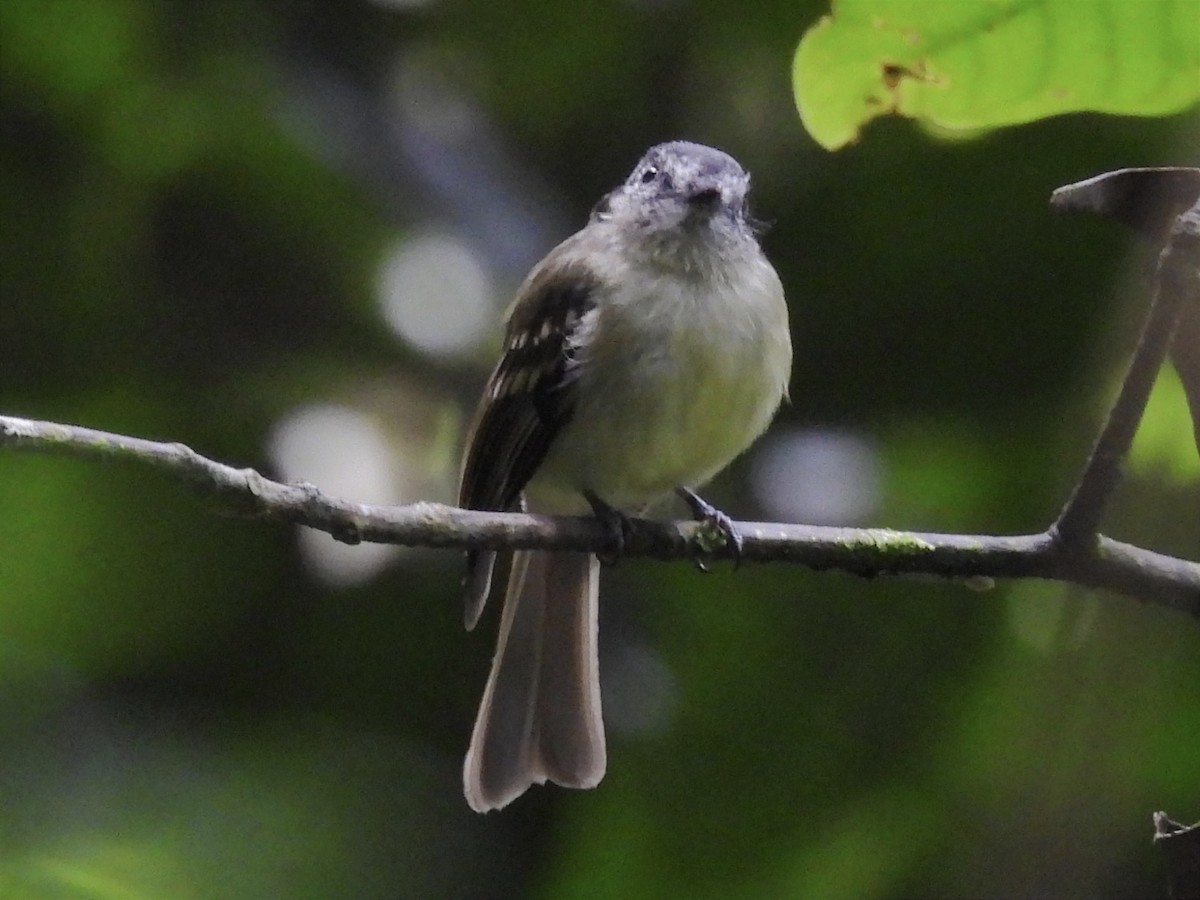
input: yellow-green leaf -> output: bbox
[794,0,1200,150]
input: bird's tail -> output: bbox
[463,549,605,813]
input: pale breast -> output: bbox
[535,264,791,510]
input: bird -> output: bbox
[457,140,792,812]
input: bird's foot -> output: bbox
[676,487,744,572]
[585,490,635,567]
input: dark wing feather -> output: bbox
[458,262,597,512]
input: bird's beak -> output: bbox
[687,186,722,209]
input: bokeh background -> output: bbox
[2,1,1198,898]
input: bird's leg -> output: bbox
[584,489,635,567]
[676,487,744,572]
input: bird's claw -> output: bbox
[676,487,744,572]
[585,490,634,567]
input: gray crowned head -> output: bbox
[594,141,754,243]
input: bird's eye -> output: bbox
[640,166,658,184]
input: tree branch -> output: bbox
[3,413,1197,615]
[1050,181,1200,547]
[1154,812,1200,900]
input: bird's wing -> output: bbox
[457,260,598,512]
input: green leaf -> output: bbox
[794,0,1200,150]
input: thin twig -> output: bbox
[1154,812,1200,900]
[1052,190,1200,547]
[3,414,1197,614]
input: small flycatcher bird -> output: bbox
[458,141,792,812]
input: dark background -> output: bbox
[2,1,1198,897]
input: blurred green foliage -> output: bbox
[1131,367,1200,483]
[1,1,1197,898]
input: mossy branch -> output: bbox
[1,413,1196,614]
